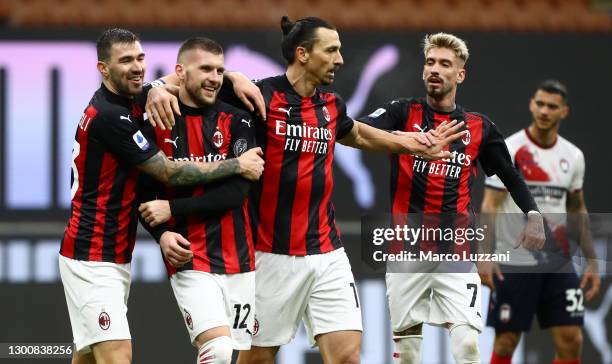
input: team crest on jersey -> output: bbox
[462,128,471,145]
[499,304,511,323]
[252,317,259,336]
[322,106,331,122]
[213,130,224,148]
[233,139,248,156]
[184,309,193,330]
[560,158,570,173]
[99,310,111,330]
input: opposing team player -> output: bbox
[482,80,600,364]
[59,29,264,364]
[138,37,259,364]
[360,33,546,364]
[145,16,466,364]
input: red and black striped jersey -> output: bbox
[361,98,509,215]
[151,101,257,275]
[61,83,159,263]
[249,75,354,255]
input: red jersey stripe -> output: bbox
[318,95,338,253]
[423,114,449,214]
[114,168,138,263]
[457,114,484,212]
[391,103,421,214]
[256,92,288,252]
[88,153,117,261]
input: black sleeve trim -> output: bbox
[169,177,251,218]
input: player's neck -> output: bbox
[426,94,456,113]
[178,88,201,109]
[102,80,133,100]
[285,68,317,98]
[527,124,558,147]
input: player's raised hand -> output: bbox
[229,72,267,120]
[237,147,265,181]
[159,231,193,268]
[515,212,546,250]
[581,259,601,301]
[145,86,180,131]
[139,200,171,227]
[477,261,503,290]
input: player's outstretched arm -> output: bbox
[145,72,265,130]
[478,187,507,290]
[567,190,600,300]
[342,119,465,160]
[137,147,264,186]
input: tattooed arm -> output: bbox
[137,147,264,186]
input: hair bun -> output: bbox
[280,16,294,35]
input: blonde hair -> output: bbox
[423,32,469,65]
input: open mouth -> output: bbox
[128,75,143,86]
[202,85,217,97]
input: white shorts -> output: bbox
[252,248,363,347]
[386,272,483,335]
[58,255,132,353]
[170,270,255,350]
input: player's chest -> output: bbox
[513,144,574,187]
[157,116,232,162]
[264,101,336,155]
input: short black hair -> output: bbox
[537,79,568,103]
[96,28,139,62]
[280,16,336,65]
[177,37,223,62]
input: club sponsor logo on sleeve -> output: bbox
[132,130,150,151]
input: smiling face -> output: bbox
[422,47,465,100]
[529,90,568,132]
[98,41,145,97]
[177,49,224,107]
[302,27,344,86]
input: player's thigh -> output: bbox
[430,273,482,330]
[487,272,542,332]
[59,256,132,354]
[317,330,362,364]
[170,270,229,346]
[91,339,132,364]
[537,273,584,329]
[304,248,362,346]
[71,351,96,364]
[385,272,431,334]
[225,270,256,350]
[252,251,313,347]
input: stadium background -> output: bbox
[0,0,610,363]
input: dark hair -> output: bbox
[177,37,223,62]
[280,16,336,64]
[537,79,568,103]
[96,28,139,62]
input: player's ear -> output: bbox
[175,63,185,81]
[296,46,309,64]
[96,61,109,79]
[456,68,465,84]
[560,104,569,119]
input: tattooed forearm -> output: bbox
[167,159,240,186]
[138,151,240,186]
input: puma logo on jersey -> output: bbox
[164,137,179,148]
[414,123,427,133]
[241,119,251,128]
[277,107,292,118]
[120,115,132,123]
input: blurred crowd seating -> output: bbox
[1,0,610,32]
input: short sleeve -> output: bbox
[358,99,405,131]
[569,149,585,192]
[91,111,159,166]
[334,95,354,140]
[229,112,257,157]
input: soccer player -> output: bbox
[59,29,264,364]
[146,16,466,364]
[138,37,259,364]
[360,33,546,364]
[481,80,600,364]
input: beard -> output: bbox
[425,80,452,99]
[109,71,142,97]
[186,82,216,107]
